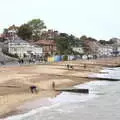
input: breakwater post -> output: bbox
[55,88,89,94]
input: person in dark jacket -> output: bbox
[30,85,38,93]
[52,81,55,90]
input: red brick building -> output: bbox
[35,40,56,56]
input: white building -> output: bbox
[29,44,43,57]
[3,39,43,58]
[72,47,84,54]
[110,38,120,45]
[97,45,113,57]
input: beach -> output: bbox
[0,57,120,118]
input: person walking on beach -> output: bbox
[30,85,38,93]
[52,81,55,90]
[70,65,74,70]
[66,64,70,70]
[66,64,74,70]
[84,64,86,69]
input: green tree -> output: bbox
[80,35,88,41]
[55,33,69,55]
[55,33,78,55]
[3,28,8,35]
[28,19,46,41]
[99,40,107,45]
[17,24,32,40]
[79,35,88,54]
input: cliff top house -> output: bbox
[34,40,56,56]
[4,38,43,58]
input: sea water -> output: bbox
[3,67,120,120]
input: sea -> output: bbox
[2,67,120,120]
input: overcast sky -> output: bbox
[0,0,120,40]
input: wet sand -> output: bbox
[0,57,120,118]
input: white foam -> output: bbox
[89,67,120,79]
[50,80,111,104]
[75,80,110,88]
[4,103,60,120]
[49,92,97,103]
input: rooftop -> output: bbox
[35,40,56,45]
[5,38,29,44]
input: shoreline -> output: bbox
[0,57,120,119]
[0,79,92,119]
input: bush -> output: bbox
[63,55,68,61]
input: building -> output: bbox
[3,39,43,58]
[40,29,59,40]
[110,38,120,45]
[35,40,56,56]
[3,25,19,40]
[97,44,113,57]
[100,38,120,56]
[29,44,43,58]
[72,47,84,54]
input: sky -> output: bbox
[0,0,120,40]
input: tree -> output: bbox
[79,35,89,54]
[87,37,97,42]
[80,35,88,41]
[17,24,32,40]
[3,28,8,35]
[3,25,19,40]
[55,33,69,55]
[79,35,98,54]
[99,40,106,45]
[8,25,19,32]
[28,19,46,41]
[99,39,115,45]
[55,33,78,55]
[68,35,76,46]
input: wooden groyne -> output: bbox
[43,73,120,82]
[84,77,120,81]
[55,88,89,94]
[54,73,120,81]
